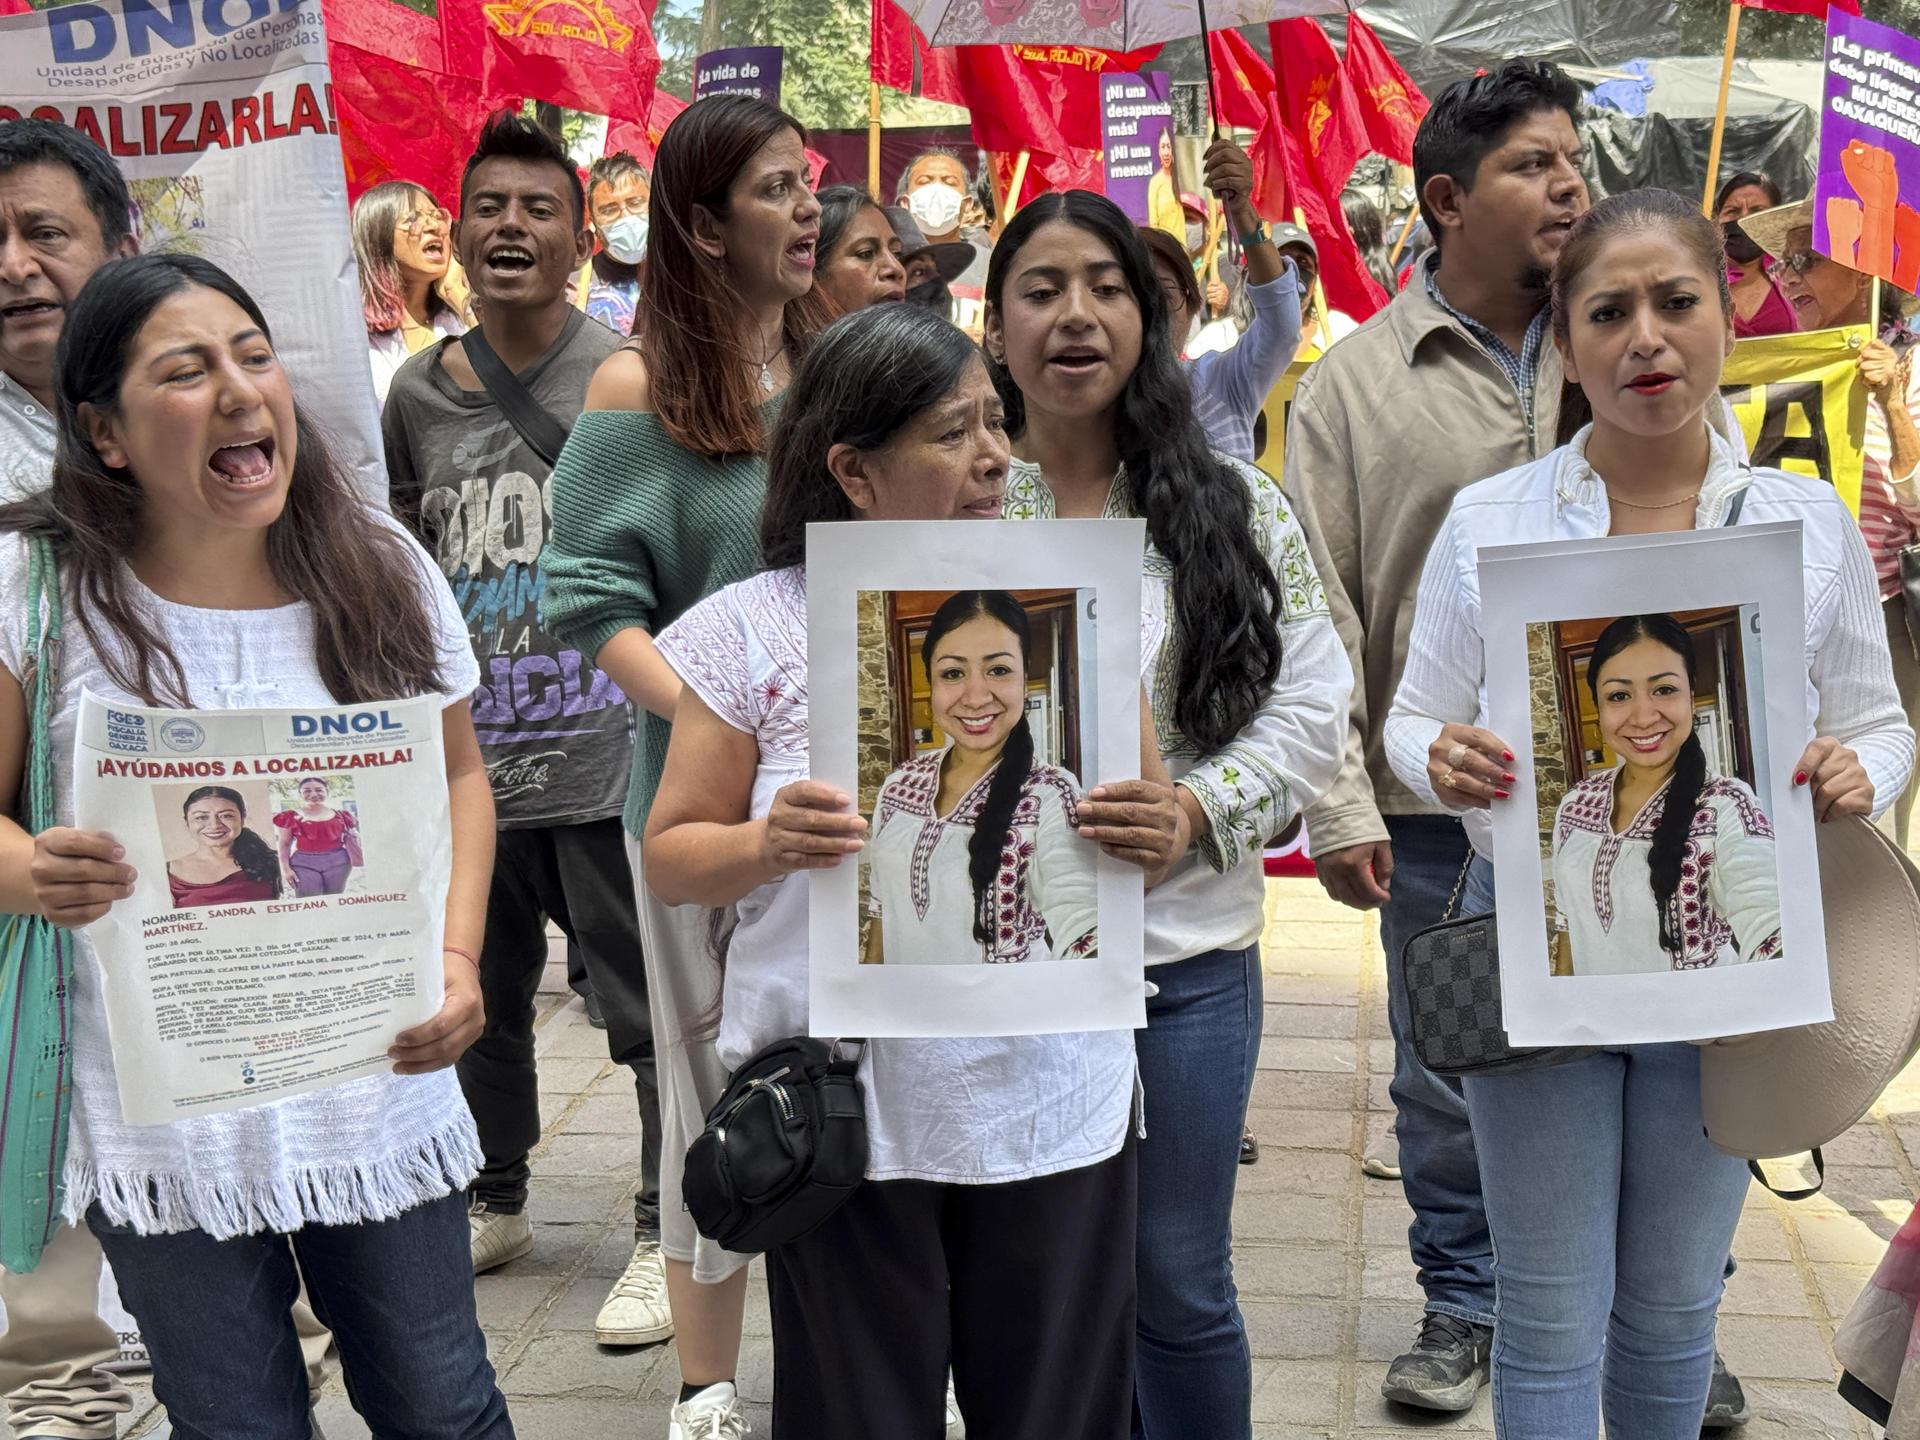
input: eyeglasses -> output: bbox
[1777,250,1825,276]
[399,207,451,235]
[593,194,649,221]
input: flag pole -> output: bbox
[1294,204,1332,337]
[1195,0,1221,137]
[1003,149,1032,224]
[868,81,883,200]
[1701,0,1742,215]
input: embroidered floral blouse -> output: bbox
[868,749,1098,965]
[1551,768,1782,975]
[1002,453,1350,964]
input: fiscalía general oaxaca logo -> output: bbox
[480,0,633,52]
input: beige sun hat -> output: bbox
[1735,196,1813,264]
[1700,816,1920,1161]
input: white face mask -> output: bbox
[908,182,965,235]
[602,214,648,265]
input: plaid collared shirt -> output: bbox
[1421,251,1550,420]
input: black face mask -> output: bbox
[905,277,952,312]
[1722,220,1764,266]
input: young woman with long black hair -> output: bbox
[646,299,1187,1439]
[982,187,1352,1439]
[1385,187,1912,1438]
[543,93,833,1439]
[0,252,503,1436]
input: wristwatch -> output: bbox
[1237,220,1270,249]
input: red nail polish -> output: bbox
[1494,789,1510,799]
[1502,772,1517,783]
[1794,771,1808,786]
[1503,751,1515,762]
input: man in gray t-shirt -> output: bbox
[382,113,669,1350]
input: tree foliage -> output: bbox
[655,0,872,129]
[1678,0,1920,58]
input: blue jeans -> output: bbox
[89,1191,513,1440]
[1378,815,1496,1326]
[1133,944,1263,1440]
[1463,1044,1751,1439]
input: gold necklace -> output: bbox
[1606,488,1700,511]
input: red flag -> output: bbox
[873,0,967,106]
[439,0,660,122]
[1342,15,1428,165]
[1207,28,1385,319]
[955,42,1160,164]
[1735,0,1860,13]
[0,0,34,15]
[1269,18,1366,194]
[605,90,685,167]
[330,44,489,209]
[324,0,443,67]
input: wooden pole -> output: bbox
[868,81,883,201]
[1701,1,1742,216]
[1294,204,1331,336]
[1387,207,1415,267]
[1002,149,1031,226]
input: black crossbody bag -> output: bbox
[1397,485,1749,1078]
[460,313,579,466]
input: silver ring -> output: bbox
[1446,743,1470,769]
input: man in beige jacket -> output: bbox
[1282,59,1583,1417]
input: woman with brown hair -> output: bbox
[544,92,831,1440]
[349,180,469,406]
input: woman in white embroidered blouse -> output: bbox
[982,188,1351,1432]
[1383,191,1911,1439]
[645,303,1188,1436]
[867,590,1098,966]
[0,256,507,1435]
[1549,615,1780,976]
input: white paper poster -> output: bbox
[72,692,451,1124]
[807,519,1146,1039]
[1479,524,1830,1046]
[0,0,385,501]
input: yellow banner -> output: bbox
[1720,324,1871,516]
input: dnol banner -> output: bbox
[1100,71,1173,226]
[0,0,385,502]
[1814,7,1920,293]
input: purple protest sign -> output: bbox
[1101,72,1176,230]
[695,46,783,107]
[1813,8,1920,293]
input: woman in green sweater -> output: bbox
[544,93,833,1440]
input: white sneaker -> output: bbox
[668,1380,750,1439]
[945,1375,963,1434]
[1362,1126,1402,1181]
[595,1237,674,1346]
[468,1201,532,1274]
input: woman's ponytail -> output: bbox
[966,714,1034,947]
[1649,728,1708,958]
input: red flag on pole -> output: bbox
[1342,15,1428,165]
[954,42,1159,167]
[605,90,684,167]
[439,0,660,121]
[331,45,490,208]
[1268,18,1366,195]
[1734,0,1860,14]
[0,0,35,15]
[872,0,966,105]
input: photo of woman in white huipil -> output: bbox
[1551,612,1781,976]
[866,589,1098,965]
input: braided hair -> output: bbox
[923,590,1035,947]
[181,786,282,898]
[1584,614,1705,959]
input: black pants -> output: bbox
[766,1134,1137,1440]
[456,817,661,1232]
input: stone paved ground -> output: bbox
[120,878,1918,1438]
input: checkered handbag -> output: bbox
[1397,857,1592,1079]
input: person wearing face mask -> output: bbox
[899,149,992,293]
[1711,171,1796,340]
[581,151,651,335]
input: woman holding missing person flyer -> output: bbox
[0,254,508,1437]
[644,301,1187,1438]
[1384,189,1913,1438]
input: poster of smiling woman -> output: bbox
[1478,524,1831,1046]
[807,518,1145,1038]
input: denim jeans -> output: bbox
[1377,815,1496,1326]
[88,1192,514,1440]
[1463,1043,1751,1439]
[1132,944,1263,1440]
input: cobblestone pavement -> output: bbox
[121,878,1917,1438]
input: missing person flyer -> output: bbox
[72,691,451,1125]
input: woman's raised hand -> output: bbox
[762,782,869,875]
[31,828,135,929]
[1077,779,1189,889]
[1795,736,1874,822]
[1425,725,1516,811]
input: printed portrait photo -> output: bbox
[153,779,282,910]
[1528,607,1780,979]
[267,774,365,899]
[856,587,1098,967]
